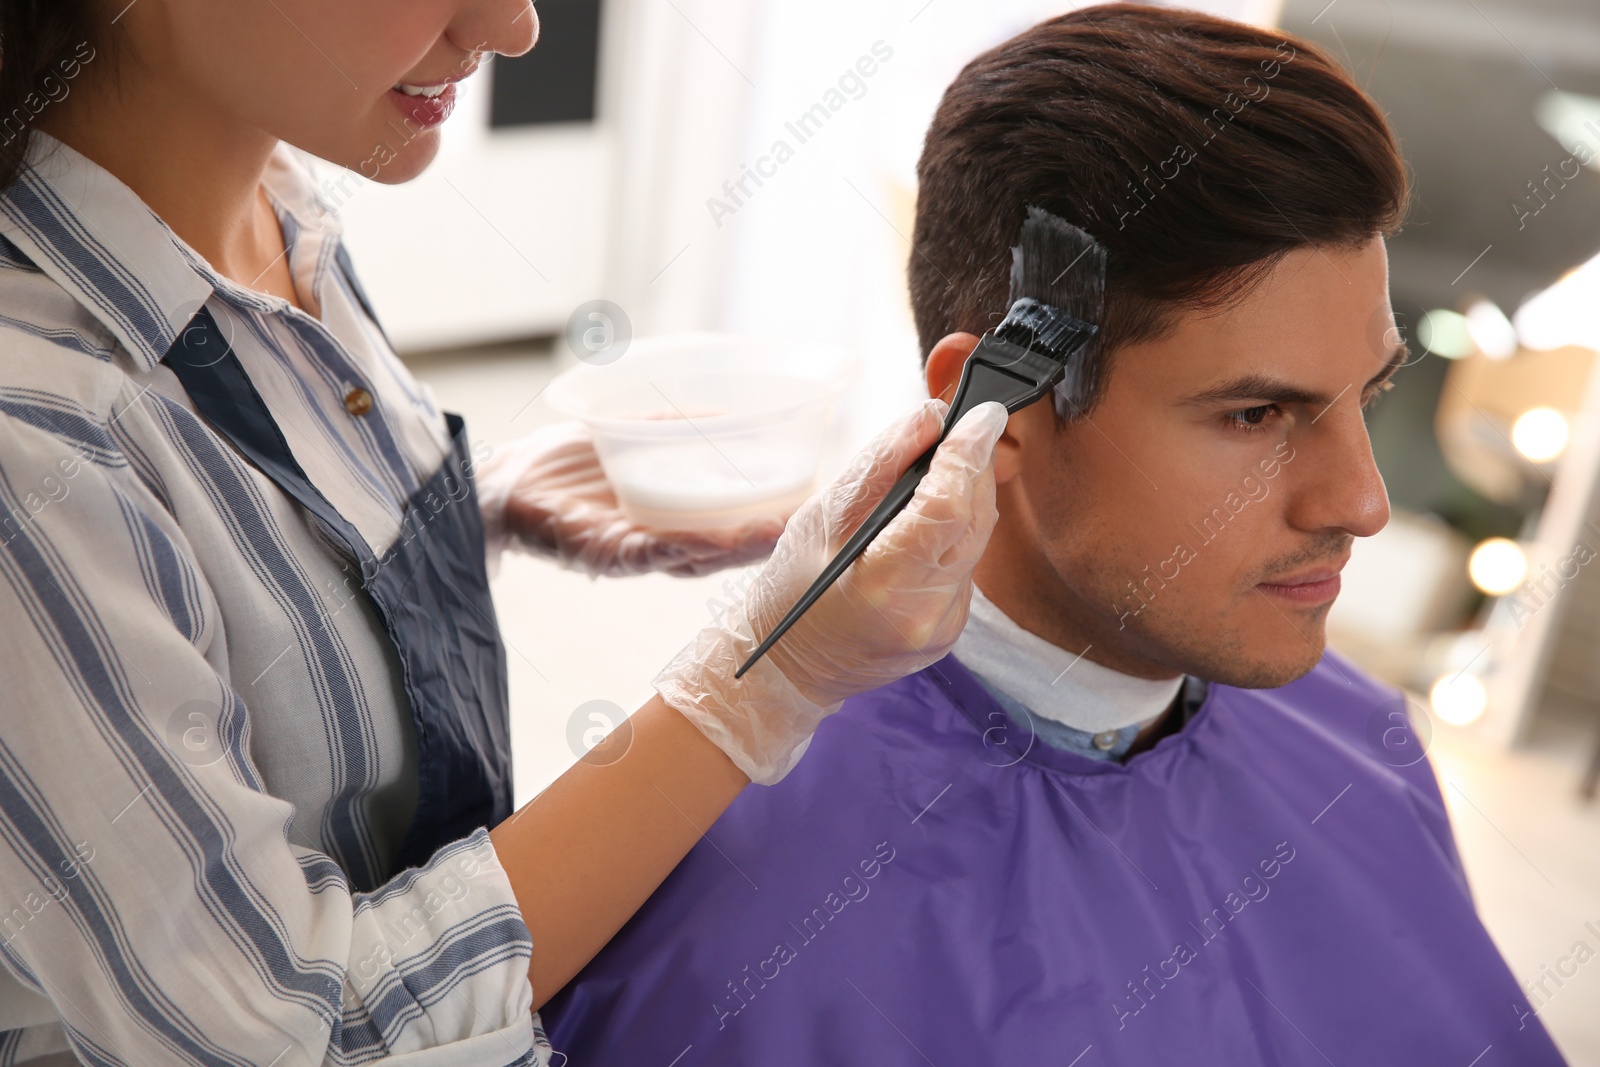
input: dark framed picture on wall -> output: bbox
[490,0,604,127]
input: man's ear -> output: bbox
[924,331,1027,485]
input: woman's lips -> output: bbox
[1256,566,1343,605]
[388,82,458,129]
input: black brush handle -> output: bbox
[733,348,1056,680]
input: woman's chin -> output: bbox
[324,130,443,186]
[375,138,442,185]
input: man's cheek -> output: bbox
[1199,509,1276,599]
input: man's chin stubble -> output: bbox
[1127,609,1328,690]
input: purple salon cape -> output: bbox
[542,651,1566,1065]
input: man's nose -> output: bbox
[1285,402,1390,540]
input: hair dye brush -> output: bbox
[735,206,1106,680]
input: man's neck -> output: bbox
[953,581,1183,736]
[972,523,1183,683]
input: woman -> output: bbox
[0,0,1008,1062]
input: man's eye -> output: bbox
[1227,404,1278,431]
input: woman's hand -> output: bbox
[651,397,1009,784]
[477,420,789,578]
[491,397,1006,1001]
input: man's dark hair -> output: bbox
[909,3,1409,419]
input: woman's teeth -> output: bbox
[394,83,449,98]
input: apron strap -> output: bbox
[161,305,512,889]
[164,306,374,565]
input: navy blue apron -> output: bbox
[162,301,513,891]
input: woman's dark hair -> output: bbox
[909,2,1410,419]
[0,0,101,192]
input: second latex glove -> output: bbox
[475,419,789,579]
[652,397,1010,785]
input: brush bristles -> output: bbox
[993,206,1107,367]
[994,298,1094,358]
[1008,205,1107,323]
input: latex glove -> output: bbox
[475,420,789,579]
[652,397,1009,784]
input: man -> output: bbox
[540,5,1567,1063]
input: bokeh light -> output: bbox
[1464,299,1518,360]
[1468,537,1527,596]
[1430,672,1488,727]
[1418,308,1474,359]
[1511,407,1569,463]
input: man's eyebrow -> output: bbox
[1178,342,1410,408]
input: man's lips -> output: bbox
[1255,557,1348,605]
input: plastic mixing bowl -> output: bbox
[543,333,862,531]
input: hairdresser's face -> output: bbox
[111,0,536,181]
[931,239,1397,688]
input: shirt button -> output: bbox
[1092,730,1119,751]
[343,387,373,416]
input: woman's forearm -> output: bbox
[487,398,1007,1011]
[489,692,750,1008]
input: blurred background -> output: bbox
[312,0,1600,1055]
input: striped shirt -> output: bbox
[0,132,548,1064]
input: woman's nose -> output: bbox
[450,0,539,60]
